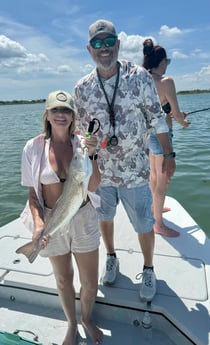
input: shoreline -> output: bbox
[1,90,210,105]
[0,99,45,106]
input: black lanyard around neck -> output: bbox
[97,62,120,132]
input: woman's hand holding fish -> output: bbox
[84,134,98,155]
[40,235,49,249]
[32,227,49,250]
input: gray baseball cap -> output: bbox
[89,19,117,41]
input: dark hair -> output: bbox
[142,38,167,70]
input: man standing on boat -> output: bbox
[73,19,176,302]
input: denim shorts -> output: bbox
[149,128,173,155]
[96,185,154,233]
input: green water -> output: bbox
[0,94,209,236]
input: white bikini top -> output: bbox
[40,139,65,185]
[39,136,101,209]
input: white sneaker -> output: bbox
[137,268,156,302]
[102,255,119,285]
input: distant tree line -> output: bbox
[177,89,210,95]
[0,99,45,105]
[0,89,210,105]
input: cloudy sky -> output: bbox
[1,0,210,100]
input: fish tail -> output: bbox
[16,241,39,263]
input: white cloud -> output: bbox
[0,35,26,58]
[0,33,84,79]
[118,31,155,64]
[172,50,188,59]
[170,48,210,64]
[0,11,209,99]
[159,25,182,37]
[191,49,210,59]
[0,36,50,76]
[174,64,210,91]
[198,64,210,76]
[57,65,72,73]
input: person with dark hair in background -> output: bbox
[142,39,190,237]
[73,19,176,303]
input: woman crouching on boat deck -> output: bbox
[142,39,190,237]
[20,90,103,345]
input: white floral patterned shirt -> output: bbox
[74,60,168,188]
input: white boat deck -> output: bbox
[0,196,210,345]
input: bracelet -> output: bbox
[163,152,176,158]
[89,154,98,160]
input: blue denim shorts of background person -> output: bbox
[149,128,173,155]
[96,184,154,233]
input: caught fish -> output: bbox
[16,147,93,263]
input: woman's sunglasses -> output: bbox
[90,36,117,49]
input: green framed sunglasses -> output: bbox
[90,36,117,49]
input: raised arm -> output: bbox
[163,77,190,128]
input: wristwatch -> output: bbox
[89,154,98,160]
[163,152,176,158]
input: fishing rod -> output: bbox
[187,107,210,115]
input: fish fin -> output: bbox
[16,241,39,264]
